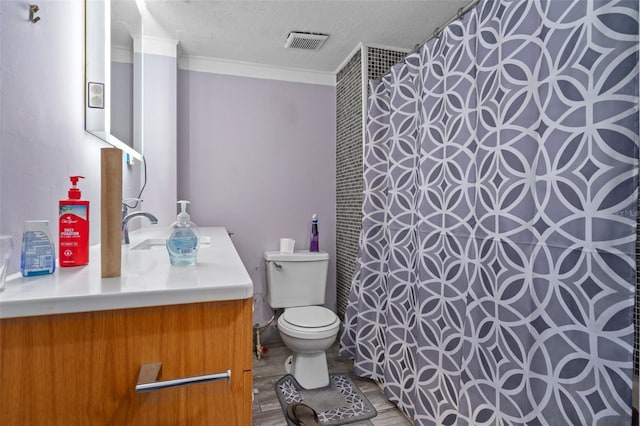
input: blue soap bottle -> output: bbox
[21,220,56,276]
[166,200,200,265]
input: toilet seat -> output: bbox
[278,306,339,339]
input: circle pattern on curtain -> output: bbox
[340,1,640,425]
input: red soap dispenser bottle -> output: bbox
[59,176,89,267]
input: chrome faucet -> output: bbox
[121,211,158,244]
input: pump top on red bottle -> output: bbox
[68,176,85,199]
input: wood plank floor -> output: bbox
[252,342,412,425]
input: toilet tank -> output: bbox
[264,251,329,308]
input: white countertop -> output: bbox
[0,227,253,319]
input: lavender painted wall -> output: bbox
[140,53,177,227]
[111,61,133,146]
[0,0,141,273]
[0,0,335,319]
[177,70,336,321]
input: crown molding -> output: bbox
[111,45,133,64]
[178,55,336,86]
[133,36,179,57]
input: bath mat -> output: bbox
[275,374,377,425]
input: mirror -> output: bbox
[85,0,143,161]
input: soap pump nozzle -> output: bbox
[176,200,191,223]
[68,175,85,199]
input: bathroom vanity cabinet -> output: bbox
[0,298,252,425]
[0,227,254,425]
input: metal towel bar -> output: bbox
[135,362,231,393]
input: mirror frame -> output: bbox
[85,0,143,161]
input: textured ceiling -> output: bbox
[113,0,471,73]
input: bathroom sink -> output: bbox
[132,236,211,250]
[131,238,166,250]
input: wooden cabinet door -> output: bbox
[0,299,253,425]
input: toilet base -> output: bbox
[285,352,330,389]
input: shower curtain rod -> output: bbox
[410,0,480,54]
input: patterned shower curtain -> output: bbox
[340,0,639,424]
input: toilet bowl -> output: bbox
[278,305,340,389]
[264,250,339,389]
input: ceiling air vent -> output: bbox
[284,31,329,50]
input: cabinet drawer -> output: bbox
[0,299,253,425]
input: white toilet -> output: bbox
[264,250,340,389]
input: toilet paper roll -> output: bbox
[280,238,295,254]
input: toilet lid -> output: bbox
[282,306,337,328]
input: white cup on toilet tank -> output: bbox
[279,238,295,254]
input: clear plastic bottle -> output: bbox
[166,200,200,265]
[21,220,56,276]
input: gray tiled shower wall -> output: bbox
[336,50,363,320]
[336,47,407,319]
